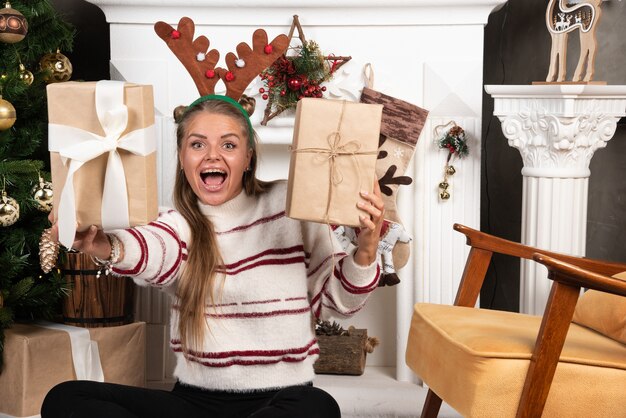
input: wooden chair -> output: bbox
[405,224,626,418]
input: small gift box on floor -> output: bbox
[47,81,158,248]
[0,322,145,417]
[287,98,383,227]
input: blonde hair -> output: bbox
[173,95,269,354]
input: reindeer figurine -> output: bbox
[545,0,603,83]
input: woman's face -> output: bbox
[179,111,253,206]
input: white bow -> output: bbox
[48,80,156,248]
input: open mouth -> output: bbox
[200,169,227,189]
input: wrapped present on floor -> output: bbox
[287,98,383,227]
[47,81,158,248]
[0,322,145,417]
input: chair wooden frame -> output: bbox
[420,223,626,418]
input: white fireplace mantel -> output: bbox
[90,0,504,25]
[89,0,505,393]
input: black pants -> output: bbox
[41,380,341,418]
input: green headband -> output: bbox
[186,94,255,147]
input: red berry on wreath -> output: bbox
[288,77,302,91]
[264,44,274,54]
[321,86,327,92]
[225,71,235,82]
[171,30,181,39]
[205,69,216,79]
[259,87,265,93]
[262,94,269,100]
[280,90,286,96]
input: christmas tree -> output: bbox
[0,0,74,371]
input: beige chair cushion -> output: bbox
[572,274,626,344]
[406,303,626,418]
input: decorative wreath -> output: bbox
[437,125,469,163]
[260,15,350,125]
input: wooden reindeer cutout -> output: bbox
[154,17,289,99]
[544,0,604,83]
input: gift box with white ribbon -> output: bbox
[47,81,158,248]
[0,322,145,418]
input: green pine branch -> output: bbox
[0,0,75,373]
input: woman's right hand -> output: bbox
[48,222,112,260]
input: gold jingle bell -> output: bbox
[439,190,451,200]
[446,165,456,176]
[0,95,16,131]
[39,49,73,83]
[32,180,53,212]
[18,63,33,85]
[438,181,449,190]
[0,191,20,226]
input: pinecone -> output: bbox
[315,319,347,336]
[39,227,60,273]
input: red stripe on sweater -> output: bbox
[307,252,346,278]
[334,263,380,294]
[170,338,317,359]
[180,349,320,368]
[205,306,311,319]
[241,299,282,305]
[220,256,305,276]
[148,222,184,284]
[322,290,366,316]
[112,229,147,276]
[218,211,286,235]
[322,302,364,316]
[285,297,307,302]
[222,245,304,270]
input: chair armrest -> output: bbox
[454,224,626,275]
[515,253,626,417]
[451,224,626,307]
[533,253,626,297]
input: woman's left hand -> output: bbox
[354,180,385,266]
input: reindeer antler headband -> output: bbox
[154,17,289,101]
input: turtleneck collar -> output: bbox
[198,189,255,221]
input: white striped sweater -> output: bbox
[111,180,380,391]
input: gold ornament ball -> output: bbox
[39,51,73,83]
[446,165,456,176]
[0,193,20,226]
[18,63,33,85]
[0,2,28,44]
[0,96,16,131]
[32,181,53,212]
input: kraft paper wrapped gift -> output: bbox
[287,98,383,227]
[47,81,158,248]
[0,322,146,418]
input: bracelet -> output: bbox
[91,234,121,278]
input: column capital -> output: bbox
[485,85,626,178]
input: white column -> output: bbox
[486,85,626,315]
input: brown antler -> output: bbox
[216,29,289,100]
[154,17,220,96]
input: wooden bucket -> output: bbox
[61,251,135,327]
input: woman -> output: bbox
[42,94,384,418]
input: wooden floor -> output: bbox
[314,367,462,418]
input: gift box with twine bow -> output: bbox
[286,98,383,227]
